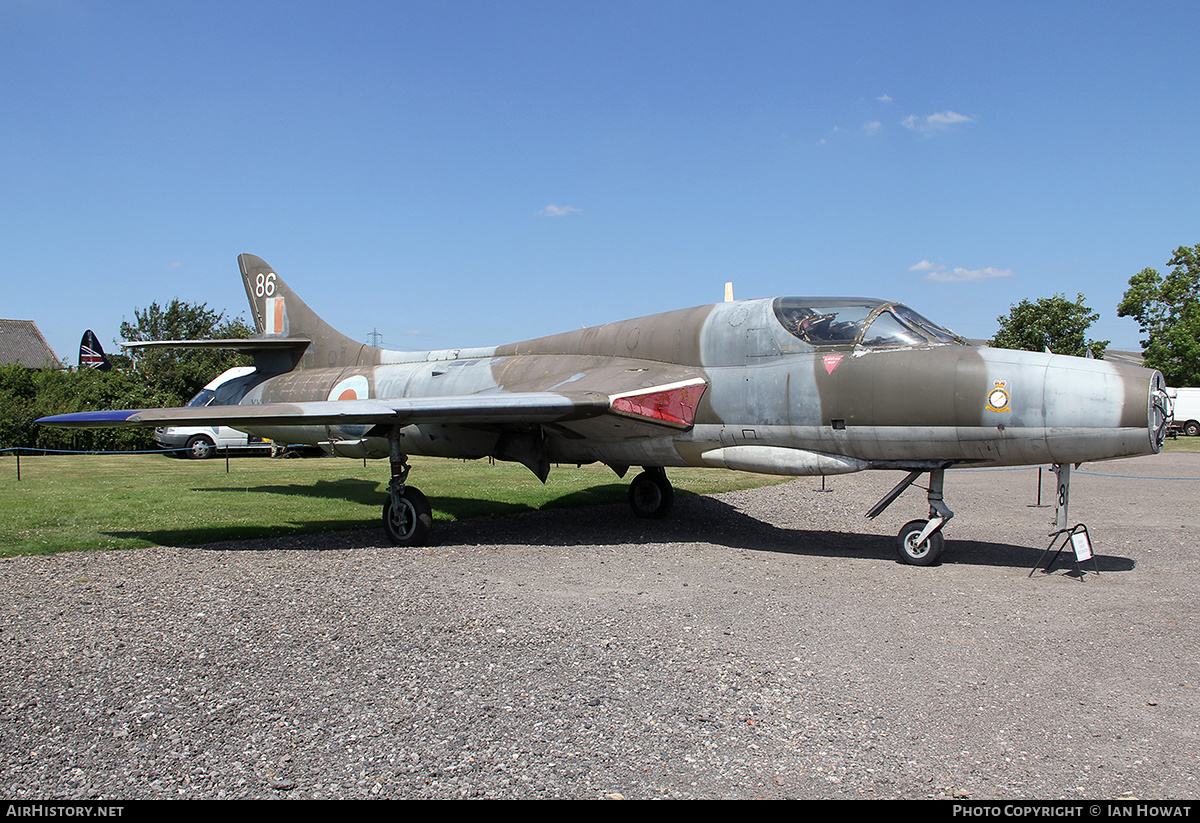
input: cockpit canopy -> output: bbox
[773,297,966,349]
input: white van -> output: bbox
[154,367,271,458]
[1166,387,1200,437]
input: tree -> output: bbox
[119,299,252,406]
[990,293,1108,359]
[1118,244,1200,387]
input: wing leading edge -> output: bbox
[37,379,708,431]
[38,392,610,429]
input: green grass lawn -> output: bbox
[1163,434,1200,452]
[0,452,783,557]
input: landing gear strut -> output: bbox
[382,428,432,546]
[867,466,955,566]
[629,467,674,519]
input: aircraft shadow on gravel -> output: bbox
[105,488,1136,573]
[431,494,1138,573]
[187,478,649,520]
[101,483,693,550]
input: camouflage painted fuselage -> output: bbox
[36,254,1167,556]
[237,294,1165,477]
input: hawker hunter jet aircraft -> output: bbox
[39,254,1170,565]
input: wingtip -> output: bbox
[36,410,143,427]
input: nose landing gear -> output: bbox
[868,466,955,566]
[896,518,946,566]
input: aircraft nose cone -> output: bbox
[1149,370,1170,453]
[974,347,1166,464]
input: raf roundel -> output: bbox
[329,374,370,402]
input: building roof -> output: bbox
[0,319,62,369]
[1103,348,1145,367]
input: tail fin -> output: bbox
[238,254,382,370]
[79,330,112,371]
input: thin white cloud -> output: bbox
[930,267,1014,283]
[910,259,1013,282]
[902,110,975,134]
[538,204,581,217]
[862,120,882,134]
[876,94,893,103]
[928,111,973,128]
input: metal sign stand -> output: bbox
[1029,464,1099,579]
[1032,523,1099,579]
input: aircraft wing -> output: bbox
[38,380,708,431]
[37,392,613,429]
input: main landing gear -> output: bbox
[379,443,678,545]
[382,430,432,547]
[867,467,955,566]
[628,467,674,519]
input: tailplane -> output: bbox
[238,254,382,371]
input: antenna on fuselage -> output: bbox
[724,282,734,302]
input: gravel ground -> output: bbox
[2,453,1199,800]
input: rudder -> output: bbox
[237,253,381,370]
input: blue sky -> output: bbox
[4,1,1199,364]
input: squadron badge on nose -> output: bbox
[986,379,1010,413]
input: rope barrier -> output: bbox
[5,448,1200,481]
[953,464,1200,481]
[0,445,246,479]
[1,446,186,456]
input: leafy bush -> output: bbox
[0,366,184,451]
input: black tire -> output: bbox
[629,470,674,519]
[383,486,433,546]
[896,519,945,566]
[1185,421,1200,437]
[185,435,215,460]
